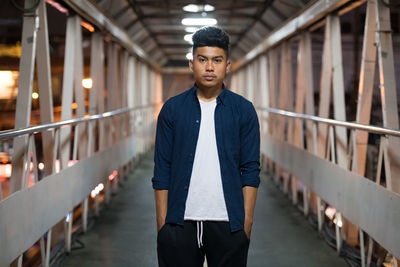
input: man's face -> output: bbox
[189,46,231,90]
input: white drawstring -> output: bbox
[196,221,203,248]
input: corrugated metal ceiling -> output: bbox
[92,0,313,67]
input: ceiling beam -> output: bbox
[232,0,357,71]
[158,39,189,45]
[62,0,158,69]
[133,1,267,9]
[154,32,241,38]
[159,43,192,48]
[139,34,152,45]
[147,24,246,32]
[141,13,256,19]
[123,17,140,31]
[127,0,168,62]
[269,5,287,22]
[258,18,273,31]
[132,27,148,41]
[230,0,274,55]
[112,5,131,19]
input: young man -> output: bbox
[152,26,260,267]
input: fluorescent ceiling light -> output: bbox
[185,27,198,33]
[181,18,217,26]
[183,4,215,13]
[184,34,193,44]
[186,52,193,60]
[183,4,199,12]
[204,4,215,12]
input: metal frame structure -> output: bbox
[257,107,400,261]
[81,0,312,64]
[2,0,400,266]
[0,0,162,266]
[232,0,400,265]
[0,106,154,264]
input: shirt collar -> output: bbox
[191,83,228,105]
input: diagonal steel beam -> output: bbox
[232,0,361,71]
[62,0,159,70]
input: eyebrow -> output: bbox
[197,54,225,59]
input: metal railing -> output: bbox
[0,105,155,141]
[257,107,400,137]
[0,104,158,266]
[256,106,400,263]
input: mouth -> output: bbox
[203,75,216,81]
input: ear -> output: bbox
[189,59,194,71]
[226,60,231,74]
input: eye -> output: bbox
[214,58,222,63]
[199,57,206,63]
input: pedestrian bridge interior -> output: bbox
[0,0,400,266]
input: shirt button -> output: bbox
[196,120,199,123]
[184,186,188,190]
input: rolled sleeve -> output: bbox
[239,102,260,188]
[152,101,173,190]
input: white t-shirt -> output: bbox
[184,98,229,221]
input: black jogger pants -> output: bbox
[157,221,250,267]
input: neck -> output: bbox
[196,83,223,102]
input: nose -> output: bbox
[205,61,214,72]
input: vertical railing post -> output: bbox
[267,48,279,184]
[140,63,148,153]
[258,54,269,137]
[245,62,254,103]
[10,0,39,194]
[278,41,293,194]
[351,1,377,264]
[294,32,309,210]
[60,15,83,253]
[303,32,315,216]
[8,1,39,264]
[33,1,55,264]
[375,0,400,199]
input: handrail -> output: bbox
[257,107,400,137]
[0,105,156,141]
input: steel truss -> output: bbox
[0,0,162,266]
[233,0,400,265]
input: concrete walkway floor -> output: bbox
[60,151,347,267]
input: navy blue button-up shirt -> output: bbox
[152,84,260,232]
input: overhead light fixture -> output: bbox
[186,52,193,60]
[184,34,193,44]
[181,18,217,26]
[183,4,215,13]
[204,4,215,12]
[183,4,200,12]
[185,27,198,33]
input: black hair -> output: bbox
[192,26,230,58]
